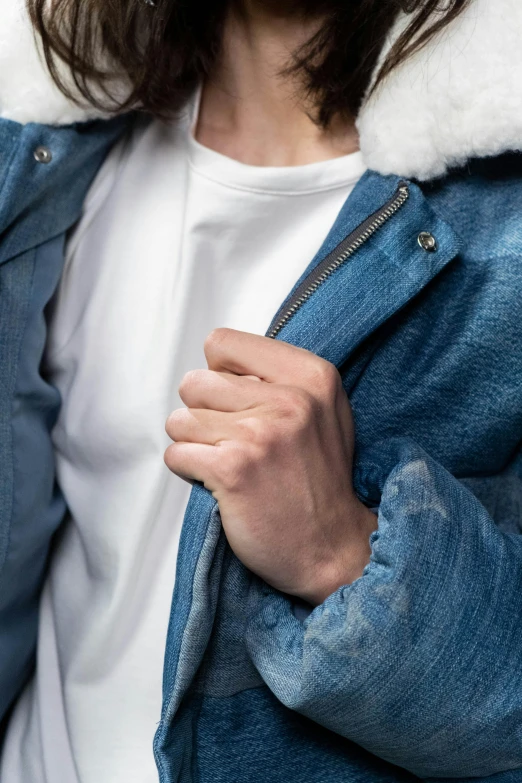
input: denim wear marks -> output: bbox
[1,113,522,782]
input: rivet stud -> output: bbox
[33,146,53,164]
[418,231,437,252]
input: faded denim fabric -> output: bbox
[1,111,522,782]
[0,116,127,723]
[154,159,522,781]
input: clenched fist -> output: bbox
[165,328,377,606]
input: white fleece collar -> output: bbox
[1,0,520,181]
[0,0,111,126]
[356,0,522,180]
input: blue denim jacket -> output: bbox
[1,113,522,782]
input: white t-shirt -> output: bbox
[1,100,366,782]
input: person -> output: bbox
[1,0,522,780]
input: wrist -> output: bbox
[304,501,378,606]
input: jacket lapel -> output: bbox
[269,170,461,367]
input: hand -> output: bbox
[164,328,377,606]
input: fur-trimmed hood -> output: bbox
[1,0,520,181]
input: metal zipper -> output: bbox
[266,182,410,339]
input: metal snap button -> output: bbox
[418,231,437,252]
[33,146,52,164]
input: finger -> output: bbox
[164,441,220,491]
[179,369,266,412]
[204,327,336,392]
[166,406,244,445]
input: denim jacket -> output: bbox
[2,1,522,781]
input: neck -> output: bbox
[195,1,359,166]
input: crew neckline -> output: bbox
[184,87,366,196]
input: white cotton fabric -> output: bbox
[1,101,366,782]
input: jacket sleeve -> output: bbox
[245,437,522,779]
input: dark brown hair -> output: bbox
[28,0,471,125]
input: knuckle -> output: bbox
[310,361,340,399]
[238,415,270,446]
[165,407,185,436]
[178,369,201,398]
[215,444,250,490]
[282,387,315,425]
[164,443,178,469]
[204,327,231,354]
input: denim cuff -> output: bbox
[246,438,522,779]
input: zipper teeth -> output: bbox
[267,184,410,339]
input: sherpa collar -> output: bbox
[0,0,109,126]
[357,0,522,180]
[1,0,520,181]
